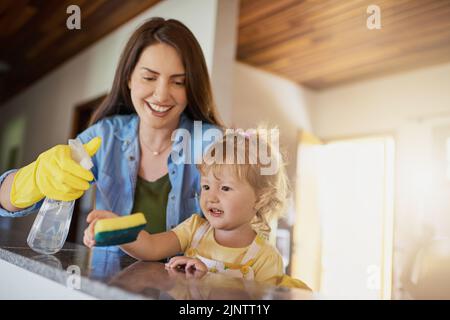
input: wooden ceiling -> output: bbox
[237,0,450,90]
[0,0,160,105]
[1,0,449,105]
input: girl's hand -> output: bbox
[165,256,208,273]
[83,210,118,248]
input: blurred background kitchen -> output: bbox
[1,0,449,299]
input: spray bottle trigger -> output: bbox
[68,139,93,170]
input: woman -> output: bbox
[0,18,223,247]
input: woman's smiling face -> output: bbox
[128,42,188,129]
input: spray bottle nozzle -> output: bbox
[68,139,93,170]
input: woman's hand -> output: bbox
[83,209,118,248]
[9,137,101,208]
[165,256,208,273]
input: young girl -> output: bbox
[84,129,310,290]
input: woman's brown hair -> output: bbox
[90,17,222,126]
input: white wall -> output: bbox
[232,62,314,181]
[210,0,239,125]
[0,0,227,164]
[311,63,450,139]
[310,62,450,299]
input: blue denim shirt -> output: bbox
[0,112,220,234]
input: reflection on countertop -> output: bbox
[0,229,314,300]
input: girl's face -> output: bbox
[200,167,258,232]
[128,43,187,129]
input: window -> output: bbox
[294,134,395,299]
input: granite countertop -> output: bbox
[0,229,314,300]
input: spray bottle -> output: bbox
[27,139,93,255]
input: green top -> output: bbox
[132,174,171,234]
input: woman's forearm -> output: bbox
[0,172,22,212]
[120,230,181,261]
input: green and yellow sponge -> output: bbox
[94,213,147,246]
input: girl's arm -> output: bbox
[120,230,181,261]
[84,210,181,261]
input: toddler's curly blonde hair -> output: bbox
[197,127,290,237]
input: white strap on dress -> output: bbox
[186,220,261,280]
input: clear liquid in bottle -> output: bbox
[27,139,93,255]
[27,198,75,255]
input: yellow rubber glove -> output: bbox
[10,137,102,208]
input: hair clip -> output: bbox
[240,130,255,139]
